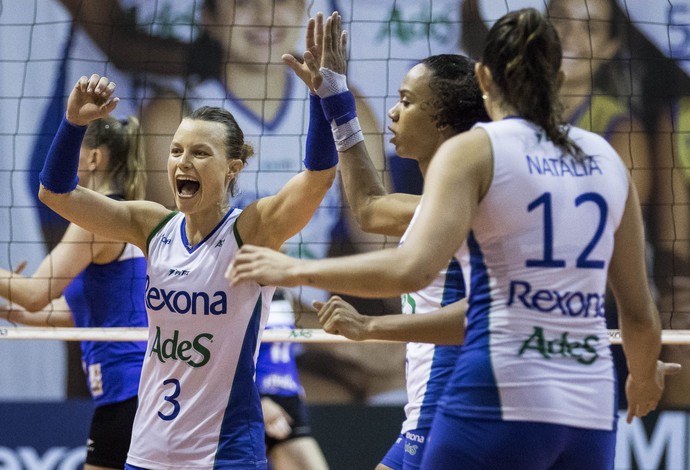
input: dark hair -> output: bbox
[421,54,490,133]
[83,116,146,200]
[482,8,583,159]
[187,106,255,196]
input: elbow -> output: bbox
[390,251,438,293]
[23,299,49,313]
[37,185,49,204]
[324,167,337,186]
[354,210,373,232]
[38,185,69,210]
[398,267,433,293]
[38,185,57,207]
[309,168,337,194]
[352,204,387,235]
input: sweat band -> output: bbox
[320,91,364,152]
[39,116,86,193]
[303,94,338,171]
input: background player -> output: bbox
[0,115,147,470]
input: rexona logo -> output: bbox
[150,327,213,367]
[508,279,605,318]
[145,276,227,315]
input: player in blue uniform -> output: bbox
[230,8,679,469]
[0,116,147,470]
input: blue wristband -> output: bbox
[320,91,364,152]
[39,116,87,193]
[304,94,338,171]
[320,91,357,125]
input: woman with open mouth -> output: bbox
[36,13,340,465]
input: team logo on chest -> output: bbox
[150,327,213,367]
[145,275,228,315]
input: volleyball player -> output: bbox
[0,116,147,470]
[283,13,488,466]
[36,54,337,468]
[230,8,679,469]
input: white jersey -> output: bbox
[439,118,629,431]
[181,75,341,305]
[127,209,275,469]
[399,206,464,433]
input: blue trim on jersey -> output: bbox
[214,295,267,468]
[417,257,465,429]
[439,232,501,419]
[181,209,236,253]
[441,257,466,307]
[224,72,294,131]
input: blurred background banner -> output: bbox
[2,1,690,468]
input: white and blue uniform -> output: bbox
[181,75,342,306]
[64,242,147,407]
[381,206,465,470]
[126,209,275,470]
[423,118,628,469]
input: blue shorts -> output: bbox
[380,428,430,470]
[421,413,616,470]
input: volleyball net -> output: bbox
[3,0,690,400]
[1,326,690,345]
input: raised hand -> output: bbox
[320,11,347,75]
[282,11,347,93]
[282,12,324,93]
[66,74,119,126]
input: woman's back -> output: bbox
[443,117,630,431]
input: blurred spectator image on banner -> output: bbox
[7,0,690,411]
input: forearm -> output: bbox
[339,141,388,224]
[619,303,662,382]
[0,270,54,312]
[292,248,433,298]
[365,300,466,344]
[1,302,74,327]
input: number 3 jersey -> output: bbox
[127,209,275,469]
[441,118,630,431]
